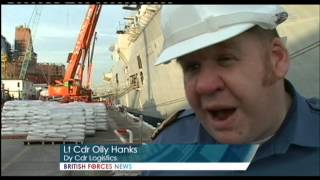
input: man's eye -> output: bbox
[183,63,200,73]
[217,57,236,66]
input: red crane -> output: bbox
[48,5,102,102]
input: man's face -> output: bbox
[178,31,287,144]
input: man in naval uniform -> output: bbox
[142,5,320,176]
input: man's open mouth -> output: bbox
[208,108,237,121]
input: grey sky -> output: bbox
[1,5,132,88]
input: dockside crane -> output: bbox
[19,6,42,80]
[48,5,102,102]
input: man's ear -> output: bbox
[270,37,289,78]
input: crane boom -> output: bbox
[64,5,101,82]
[48,5,102,102]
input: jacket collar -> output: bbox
[254,79,319,161]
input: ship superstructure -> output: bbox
[104,5,320,125]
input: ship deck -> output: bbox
[1,110,155,176]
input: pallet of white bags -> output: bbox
[23,139,84,145]
[1,134,27,139]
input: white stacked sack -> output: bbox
[77,102,109,131]
[92,103,108,131]
[25,102,85,142]
[1,100,49,136]
[83,106,97,136]
[69,102,96,136]
[1,101,108,141]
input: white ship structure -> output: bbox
[102,5,319,125]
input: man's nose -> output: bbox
[195,68,225,95]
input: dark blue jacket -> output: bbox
[142,80,320,176]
